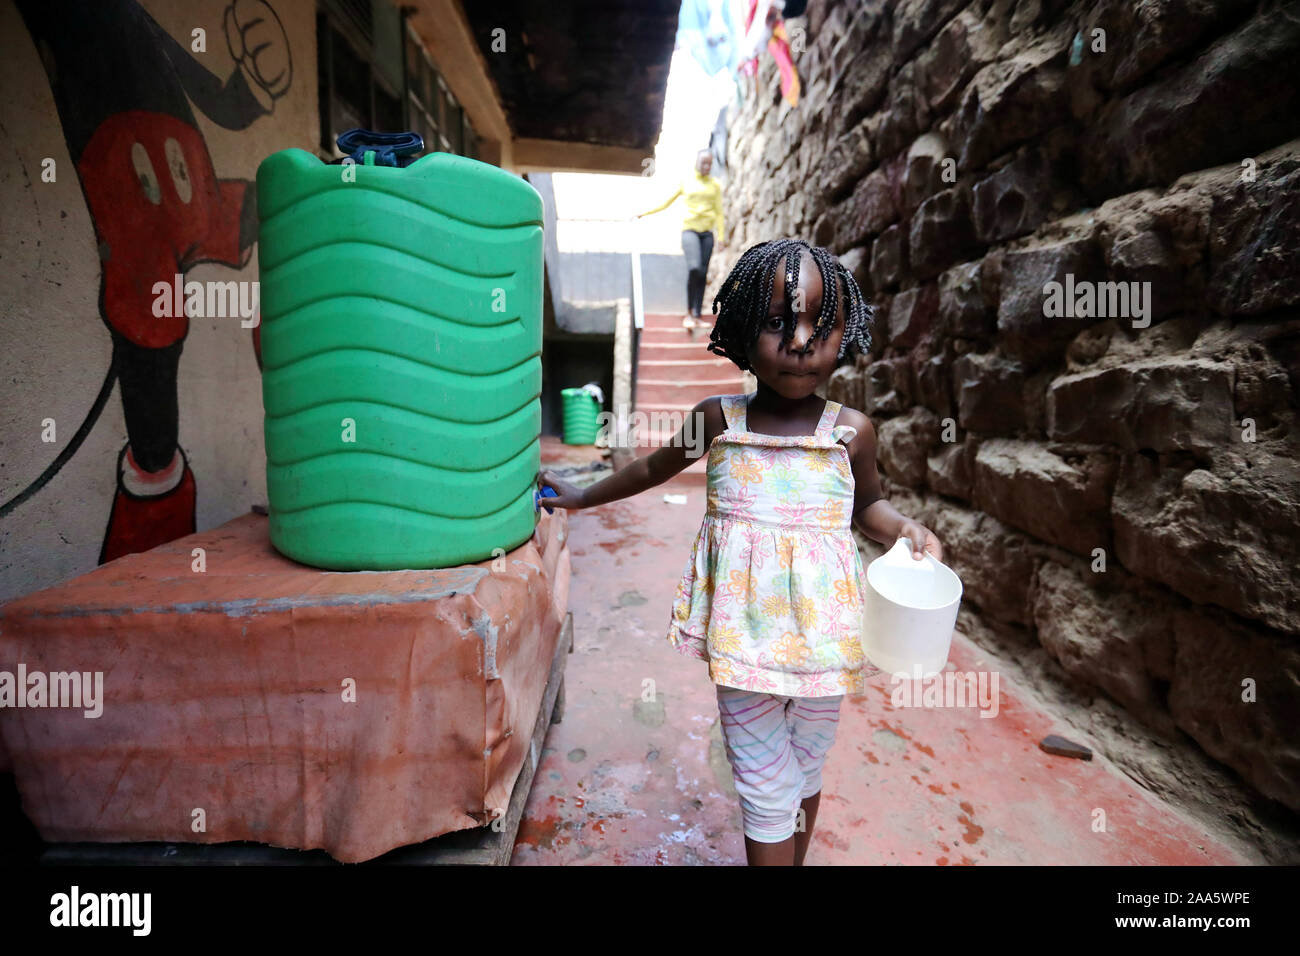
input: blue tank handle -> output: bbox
[535,485,558,514]
[336,129,425,168]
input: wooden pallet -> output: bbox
[40,611,575,866]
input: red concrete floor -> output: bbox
[522,438,1252,866]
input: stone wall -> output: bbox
[718,0,1300,833]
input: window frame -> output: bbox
[403,20,478,159]
[317,10,481,161]
[317,8,405,156]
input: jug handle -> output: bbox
[884,535,935,570]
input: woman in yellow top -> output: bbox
[637,150,725,331]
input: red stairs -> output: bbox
[632,313,746,482]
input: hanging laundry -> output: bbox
[677,0,741,77]
[769,15,801,107]
[678,0,806,105]
[739,0,802,107]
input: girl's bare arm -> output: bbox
[539,397,724,510]
[841,407,943,561]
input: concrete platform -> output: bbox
[511,469,1256,866]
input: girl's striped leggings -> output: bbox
[715,685,844,843]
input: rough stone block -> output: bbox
[876,62,929,160]
[972,438,1115,556]
[838,245,872,300]
[926,435,977,501]
[1112,444,1300,634]
[997,237,1106,370]
[834,42,892,132]
[830,166,897,251]
[868,292,892,359]
[1079,12,1300,198]
[938,259,996,338]
[1108,228,1200,324]
[915,8,998,113]
[1047,358,1234,452]
[1076,0,1248,93]
[902,131,952,217]
[889,282,940,349]
[909,183,979,279]
[1168,604,1300,813]
[972,148,1054,244]
[866,356,912,415]
[1208,162,1300,317]
[828,362,867,412]
[913,341,955,419]
[1233,342,1296,436]
[877,405,942,487]
[954,351,1027,433]
[1031,559,1179,733]
[869,223,908,292]
[953,31,1071,171]
[824,113,876,198]
[891,0,969,62]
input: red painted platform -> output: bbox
[0,509,570,864]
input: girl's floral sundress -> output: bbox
[666,392,884,697]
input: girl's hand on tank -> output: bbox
[538,470,587,511]
[896,521,942,562]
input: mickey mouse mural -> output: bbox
[10,0,290,564]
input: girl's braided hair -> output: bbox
[706,238,874,371]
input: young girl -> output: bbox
[538,237,944,866]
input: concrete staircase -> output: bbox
[632,313,747,482]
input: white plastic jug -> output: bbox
[861,536,963,678]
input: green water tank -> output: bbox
[256,148,544,570]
